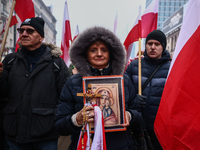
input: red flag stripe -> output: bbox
[15,0,35,22]
[0,16,18,35]
[141,12,158,38]
[141,0,158,38]
[77,125,89,150]
[124,22,140,50]
[61,0,72,66]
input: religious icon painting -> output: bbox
[82,75,126,132]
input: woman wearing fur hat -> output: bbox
[0,17,68,149]
[125,30,171,150]
[55,26,141,150]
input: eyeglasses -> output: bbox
[17,28,35,34]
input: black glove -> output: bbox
[136,94,147,110]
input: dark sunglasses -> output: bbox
[17,28,35,34]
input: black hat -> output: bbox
[20,17,45,37]
[145,30,166,50]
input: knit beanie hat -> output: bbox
[145,30,166,50]
[20,17,45,37]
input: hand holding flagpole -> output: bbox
[0,0,16,62]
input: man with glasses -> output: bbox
[0,17,68,150]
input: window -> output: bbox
[3,3,6,11]
[10,39,13,47]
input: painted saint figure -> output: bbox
[98,89,118,126]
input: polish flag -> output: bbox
[0,15,18,35]
[123,6,141,62]
[154,0,200,149]
[61,0,72,66]
[113,13,118,34]
[77,105,106,150]
[72,25,79,41]
[141,0,158,38]
[15,0,35,22]
[123,0,158,62]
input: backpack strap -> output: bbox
[3,53,16,73]
[52,56,61,93]
[52,56,61,75]
[142,64,162,91]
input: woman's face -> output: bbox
[87,41,110,69]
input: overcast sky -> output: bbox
[42,0,146,46]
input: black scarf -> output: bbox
[22,45,45,72]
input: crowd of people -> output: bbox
[0,17,170,150]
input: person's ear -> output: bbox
[40,37,44,42]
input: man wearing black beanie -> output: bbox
[125,30,171,150]
[0,17,69,150]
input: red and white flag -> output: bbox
[77,105,106,150]
[141,0,158,38]
[113,13,118,34]
[72,25,79,41]
[154,0,200,149]
[0,15,18,35]
[123,6,141,62]
[15,0,35,22]
[61,0,72,66]
[123,0,158,62]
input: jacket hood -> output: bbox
[44,43,62,57]
[69,26,126,76]
[18,42,62,57]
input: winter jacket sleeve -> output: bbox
[55,76,82,136]
[0,53,15,98]
[123,74,142,130]
[125,60,138,84]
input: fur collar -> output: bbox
[17,42,62,57]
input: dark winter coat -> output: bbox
[0,43,68,143]
[125,49,171,131]
[55,26,141,150]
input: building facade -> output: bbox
[0,0,56,54]
[0,0,15,52]
[162,6,183,56]
[145,0,188,58]
[34,0,57,45]
[146,0,188,29]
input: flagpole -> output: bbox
[137,5,142,95]
[0,0,16,62]
[138,38,142,95]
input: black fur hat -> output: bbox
[20,17,45,37]
[145,30,166,50]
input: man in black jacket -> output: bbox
[0,17,68,150]
[125,30,171,150]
